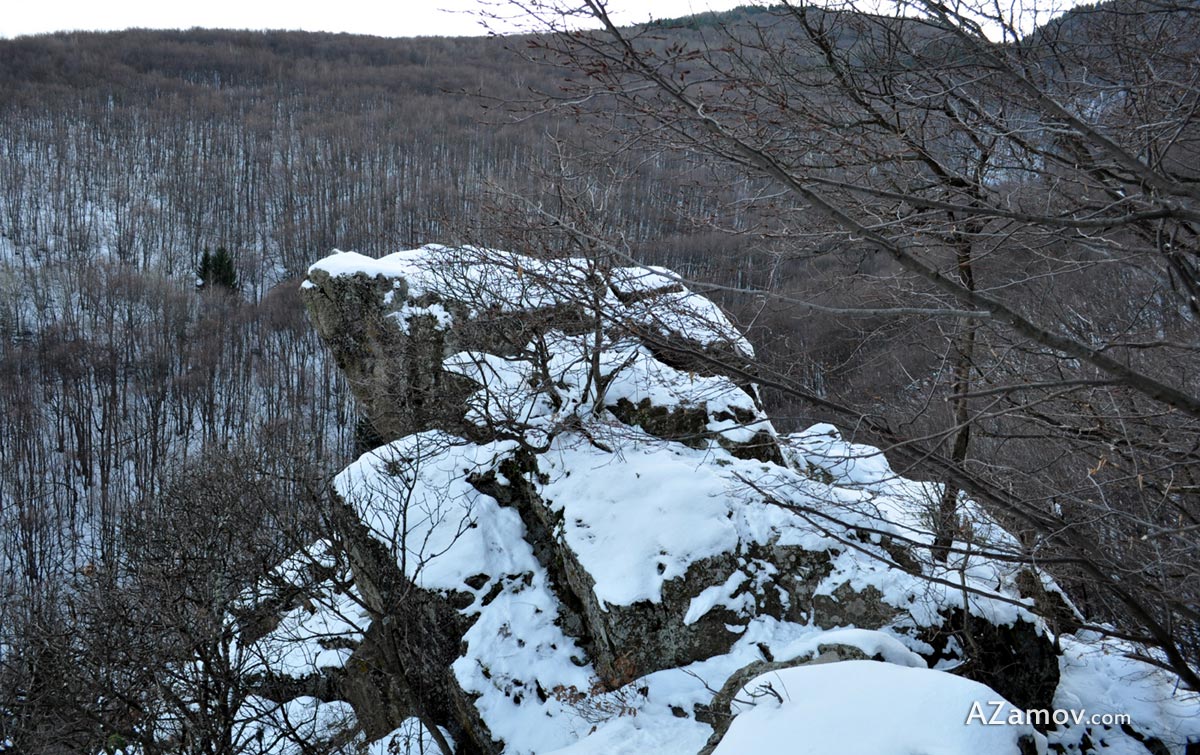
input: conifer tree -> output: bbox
[196,246,238,291]
[196,248,212,288]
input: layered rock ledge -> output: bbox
[237,245,1198,755]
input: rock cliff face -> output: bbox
[243,245,1197,755]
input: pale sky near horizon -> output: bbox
[0,1,752,40]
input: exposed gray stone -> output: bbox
[298,252,1066,754]
[330,501,499,754]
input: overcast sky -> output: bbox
[0,0,752,39]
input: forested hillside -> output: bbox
[0,29,538,748]
[0,22,788,653]
[0,25,767,749]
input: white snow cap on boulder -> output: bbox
[292,245,1200,755]
[715,661,1045,755]
[307,244,755,356]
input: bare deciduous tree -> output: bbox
[495,0,1200,688]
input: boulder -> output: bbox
[285,246,1086,754]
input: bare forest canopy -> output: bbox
[0,29,566,270]
[0,24,778,750]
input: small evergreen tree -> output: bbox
[196,249,212,288]
[196,246,238,291]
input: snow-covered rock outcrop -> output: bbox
[269,245,1200,755]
